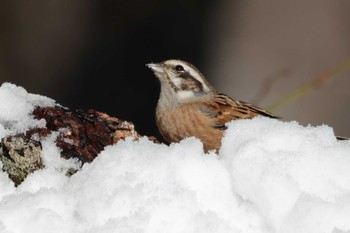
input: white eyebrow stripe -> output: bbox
[163,59,215,94]
[184,66,212,92]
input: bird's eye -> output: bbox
[175,65,185,72]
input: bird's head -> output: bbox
[147,59,214,107]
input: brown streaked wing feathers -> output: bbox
[200,93,279,130]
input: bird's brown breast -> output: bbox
[156,103,223,152]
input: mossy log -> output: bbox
[0,106,158,185]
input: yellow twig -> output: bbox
[267,60,350,112]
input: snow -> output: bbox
[0,82,350,233]
[0,83,55,137]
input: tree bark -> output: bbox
[0,105,158,185]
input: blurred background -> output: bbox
[1,0,349,139]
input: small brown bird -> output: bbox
[147,59,278,152]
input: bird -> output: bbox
[146,59,279,152]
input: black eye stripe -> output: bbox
[178,72,191,79]
[177,73,204,92]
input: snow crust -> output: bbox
[0,82,350,233]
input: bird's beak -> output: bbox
[146,63,165,74]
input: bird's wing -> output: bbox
[199,93,279,130]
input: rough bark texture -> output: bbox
[0,105,158,185]
[0,136,43,185]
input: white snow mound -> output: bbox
[0,82,350,233]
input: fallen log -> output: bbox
[0,105,158,185]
